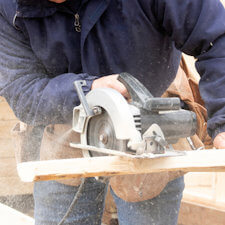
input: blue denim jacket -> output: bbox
[0,0,225,138]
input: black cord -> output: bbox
[57,178,86,225]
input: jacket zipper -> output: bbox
[74,13,81,32]
[13,11,20,30]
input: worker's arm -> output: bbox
[0,12,102,126]
[213,132,225,148]
[144,0,225,142]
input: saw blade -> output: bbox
[87,110,127,157]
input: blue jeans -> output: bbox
[34,176,184,225]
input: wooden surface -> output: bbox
[215,172,225,203]
[221,0,225,6]
[0,138,16,158]
[0,99,17,121]
[0,97,33,196]
[0,203,34,225]
[17,150,225,182]
[183,189,225,211]
[0,121,18,139]
[178,199,225,225]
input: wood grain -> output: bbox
[17,150,225,182]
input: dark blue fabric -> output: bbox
[33,177,184,225]
[0,0,225,138]
[34,178,107,225]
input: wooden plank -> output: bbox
[178,199,225,225]
[183,189,225,210]
[184,172,214,188]
[0,177,33,196]
[183,187,215,205]
[215,172,225,202]
[0,158,18,177]
[0,101,17,121]
[0,120,18,139]
[0,138,15,158]
[0,203,34,225]
[17,150,225,182]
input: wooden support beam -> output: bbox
[178,199,225,225]
[0,203,34,225]
[0,177,33,196]
[0,121,18,139]
[17,150,225,183]
[0,97,17,121]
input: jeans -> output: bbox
[34,176,184,225]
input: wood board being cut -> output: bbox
[17,150,225,183]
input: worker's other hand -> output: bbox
[91,74,130,99]
[213,132,225,149]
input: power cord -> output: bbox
[57,178,86,225]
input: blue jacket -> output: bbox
[0,0,225,139]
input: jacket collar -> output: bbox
[15,0,111,71]
[16,0,90,18]
[16,0,108,21]
[16,0,57,18]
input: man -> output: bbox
[0,0,225,224]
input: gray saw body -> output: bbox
[71,73,197,158]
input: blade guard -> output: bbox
[73,88,142,157]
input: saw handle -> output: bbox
[118,72,153,108]
[118,73,180,111]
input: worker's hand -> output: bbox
[213,132,225,149]
[91,74,130,99]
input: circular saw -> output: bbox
[70,73,197,159]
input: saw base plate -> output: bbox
[70,143,185,159]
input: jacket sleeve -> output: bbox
[0,13,97,126]
[147,0,225,139]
